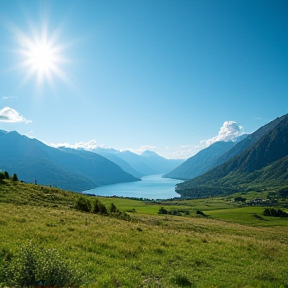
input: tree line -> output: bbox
[0,171,18,182]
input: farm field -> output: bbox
[0,180,288,288]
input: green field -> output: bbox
[1,179,288,287]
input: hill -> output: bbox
[1,177,288,287]
[0,130,140,192]
[176,114,288,198]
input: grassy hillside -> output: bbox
[1,179,288,287]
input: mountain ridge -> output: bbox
[0,130,140,192]
[175,113,288,198]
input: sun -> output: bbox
[28,41,55,73]
[11,18,69,87]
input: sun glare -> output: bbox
[11,17,69,88]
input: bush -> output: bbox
[196,210,207,217]
[172,274,193,287]
[234,196,246,202]
[0,242,83,287]
[75,196,92,212]
[263,208,288,217]
[159,207,168,214]
[91,199,108,215]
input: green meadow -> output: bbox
[1,179,288,287]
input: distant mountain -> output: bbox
[115,150,156,175]
[163,141,235,180]
[176,114,288,198]
[93,148,184,176]
[0,131,140,192]
[92,147,143,178]
[116,150,184,176]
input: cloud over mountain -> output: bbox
[202,121,244,146]
[0,107,31,123]
[127,145,156,154]
[49,140,100,150]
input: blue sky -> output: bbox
[0,0,287,159]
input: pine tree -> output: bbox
[4,171,9,179]
[12,173,18,182]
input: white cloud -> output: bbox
[201,121,244,146]
[162,145,203,159]
[27,131,34,138]
[0,107,31,123]
[49,140,99,150]
[2,96,17,100]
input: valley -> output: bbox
[0,113,288,287]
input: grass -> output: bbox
[1,179,288,287]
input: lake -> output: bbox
[83,174,183,199]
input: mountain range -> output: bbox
[175,113,288,198]
[0,130,140,192]
[93,148,184,177]
[163,138,239,180]
[0,130,183,192]
[1,113,287,197]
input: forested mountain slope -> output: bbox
[176,114,288,198]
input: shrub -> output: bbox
[91,199,108,215]
[234,196,246,202]
[110,202,117,213]
[263,208,288,217]
[159,207,168,214]
[75,196,92,212]
[172,274,193,287]
[196,210,207,217]
[0,242,83,287]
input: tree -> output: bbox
[4,171,9,179]
[12,173,18,182]
[75,196,91,212]
[92,199,100,214]
[91,199,108,215]
[98,202,108,215]
[234,196,246,202]
[110,203,117,213]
